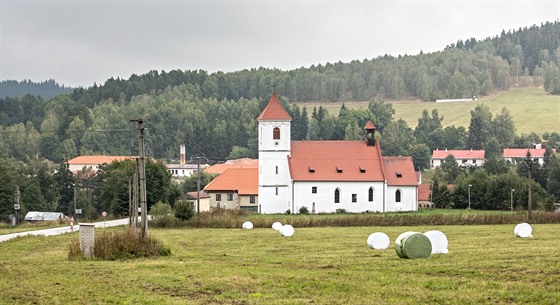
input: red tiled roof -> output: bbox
[256,93,292,121]
[185,191,210,200]
[204,163,259,175]
[432,149,485,159]
[364,120,376,130]
[67,155,130,165]
[204,168,258,195]
[288,141,385,181]
[418,184,431,201]
[224,158,258,165]
[503,148,552,158]
[382,156,418,186]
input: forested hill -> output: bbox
[70,21,559,107]
[0,22,559,164]
[0,79,73,100]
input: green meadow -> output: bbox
[1,224,559,304]
[295,87,560,136]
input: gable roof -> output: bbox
[204,168,258,195]
[418,184,431,201]
[185,191,210,200]
[382,156,418,186]
[432,149,485,159]
[204,162,259,175]
[503,148,552,158]
[288,141,385,181]
[67,155,130,165]
[257,93,292,121]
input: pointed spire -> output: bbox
[257,93,292,121]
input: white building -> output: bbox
[431,149,485,168]
[257,93,418,214]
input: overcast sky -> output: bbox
[1,0,558,87]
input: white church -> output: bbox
[257,93,418,214]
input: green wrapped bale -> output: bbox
[395,232,432,259]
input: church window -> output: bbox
[395,190,402,203]
[352,194,357,203]
[334,189,340,203]
[312,187,317,194]
[273,127,280,140]
[368,187,374,202]
[275,187,278,196]
[275,166,278,174]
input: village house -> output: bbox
[503,148,555,165]
[166,145,208,180]
[184,190,211,213]
[204,168,259,212]
[66,155,130,173]
[431,149,485,168]
[257,93,418,214]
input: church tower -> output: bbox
[257,93,292,213]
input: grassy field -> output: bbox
[1,224,559,304]
[295,87,560,136]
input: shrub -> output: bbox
[68,227,171,260]
[150,201,177,227]
[175,200,195,221]
[335,208,347,214]
[299,206,310,214]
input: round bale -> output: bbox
[272,222,283,231]
[367,232,390,250]
[514,223,532,238]
[424,230,449,254]
[395,232,432,259]
[280,224,294,237]
[242,221,253,229]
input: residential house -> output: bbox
[66,155,130,173]
[204,168,259,212]
[431,149,485,168]
[503,148,555,165]
[185,191,211,213]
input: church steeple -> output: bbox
[364,120,376,146]
[257,93,292,121]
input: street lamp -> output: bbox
[430,181,435,208]
[468,184,472,210]
[510,189,515,212]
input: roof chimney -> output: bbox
[180,145,186,165]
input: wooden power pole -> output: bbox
[132,118,148,240]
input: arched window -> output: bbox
[368,187,374,202]
[395,189,402,203]
[273,127,280,140]
[334,188,340,203]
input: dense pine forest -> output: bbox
[0,79,73,100]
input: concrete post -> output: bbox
[79,223,95,258]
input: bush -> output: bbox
[150,201,178,227]
[175,200,195,221]
[299,206,310,214]
[68,227,171,260]
[335,208,347,214]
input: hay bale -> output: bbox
[395,232,432,259]
[424,230,449,254]
[514,223,532,238]
[272,222,283,231]
[367,232,390,250]
[280,224,294,237]
[242,221,253,229]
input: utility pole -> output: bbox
[133,160,139,230]
[132,118,148,240]
[527,159,532,222]
[197,157,201,218]
[14,186,21,225]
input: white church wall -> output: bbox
[385,186,418,212]
[292,181,386,213]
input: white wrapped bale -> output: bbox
[272,222,283,231]
[242,221,253,229]
[395,232,432,259]
[514,223,533,238]
[424,230,449,254]
[367,232,390,250]
[280,224,294,237]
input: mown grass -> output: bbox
[0,224,559,304]
[0,220,67,235]
[295,87,560,135]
